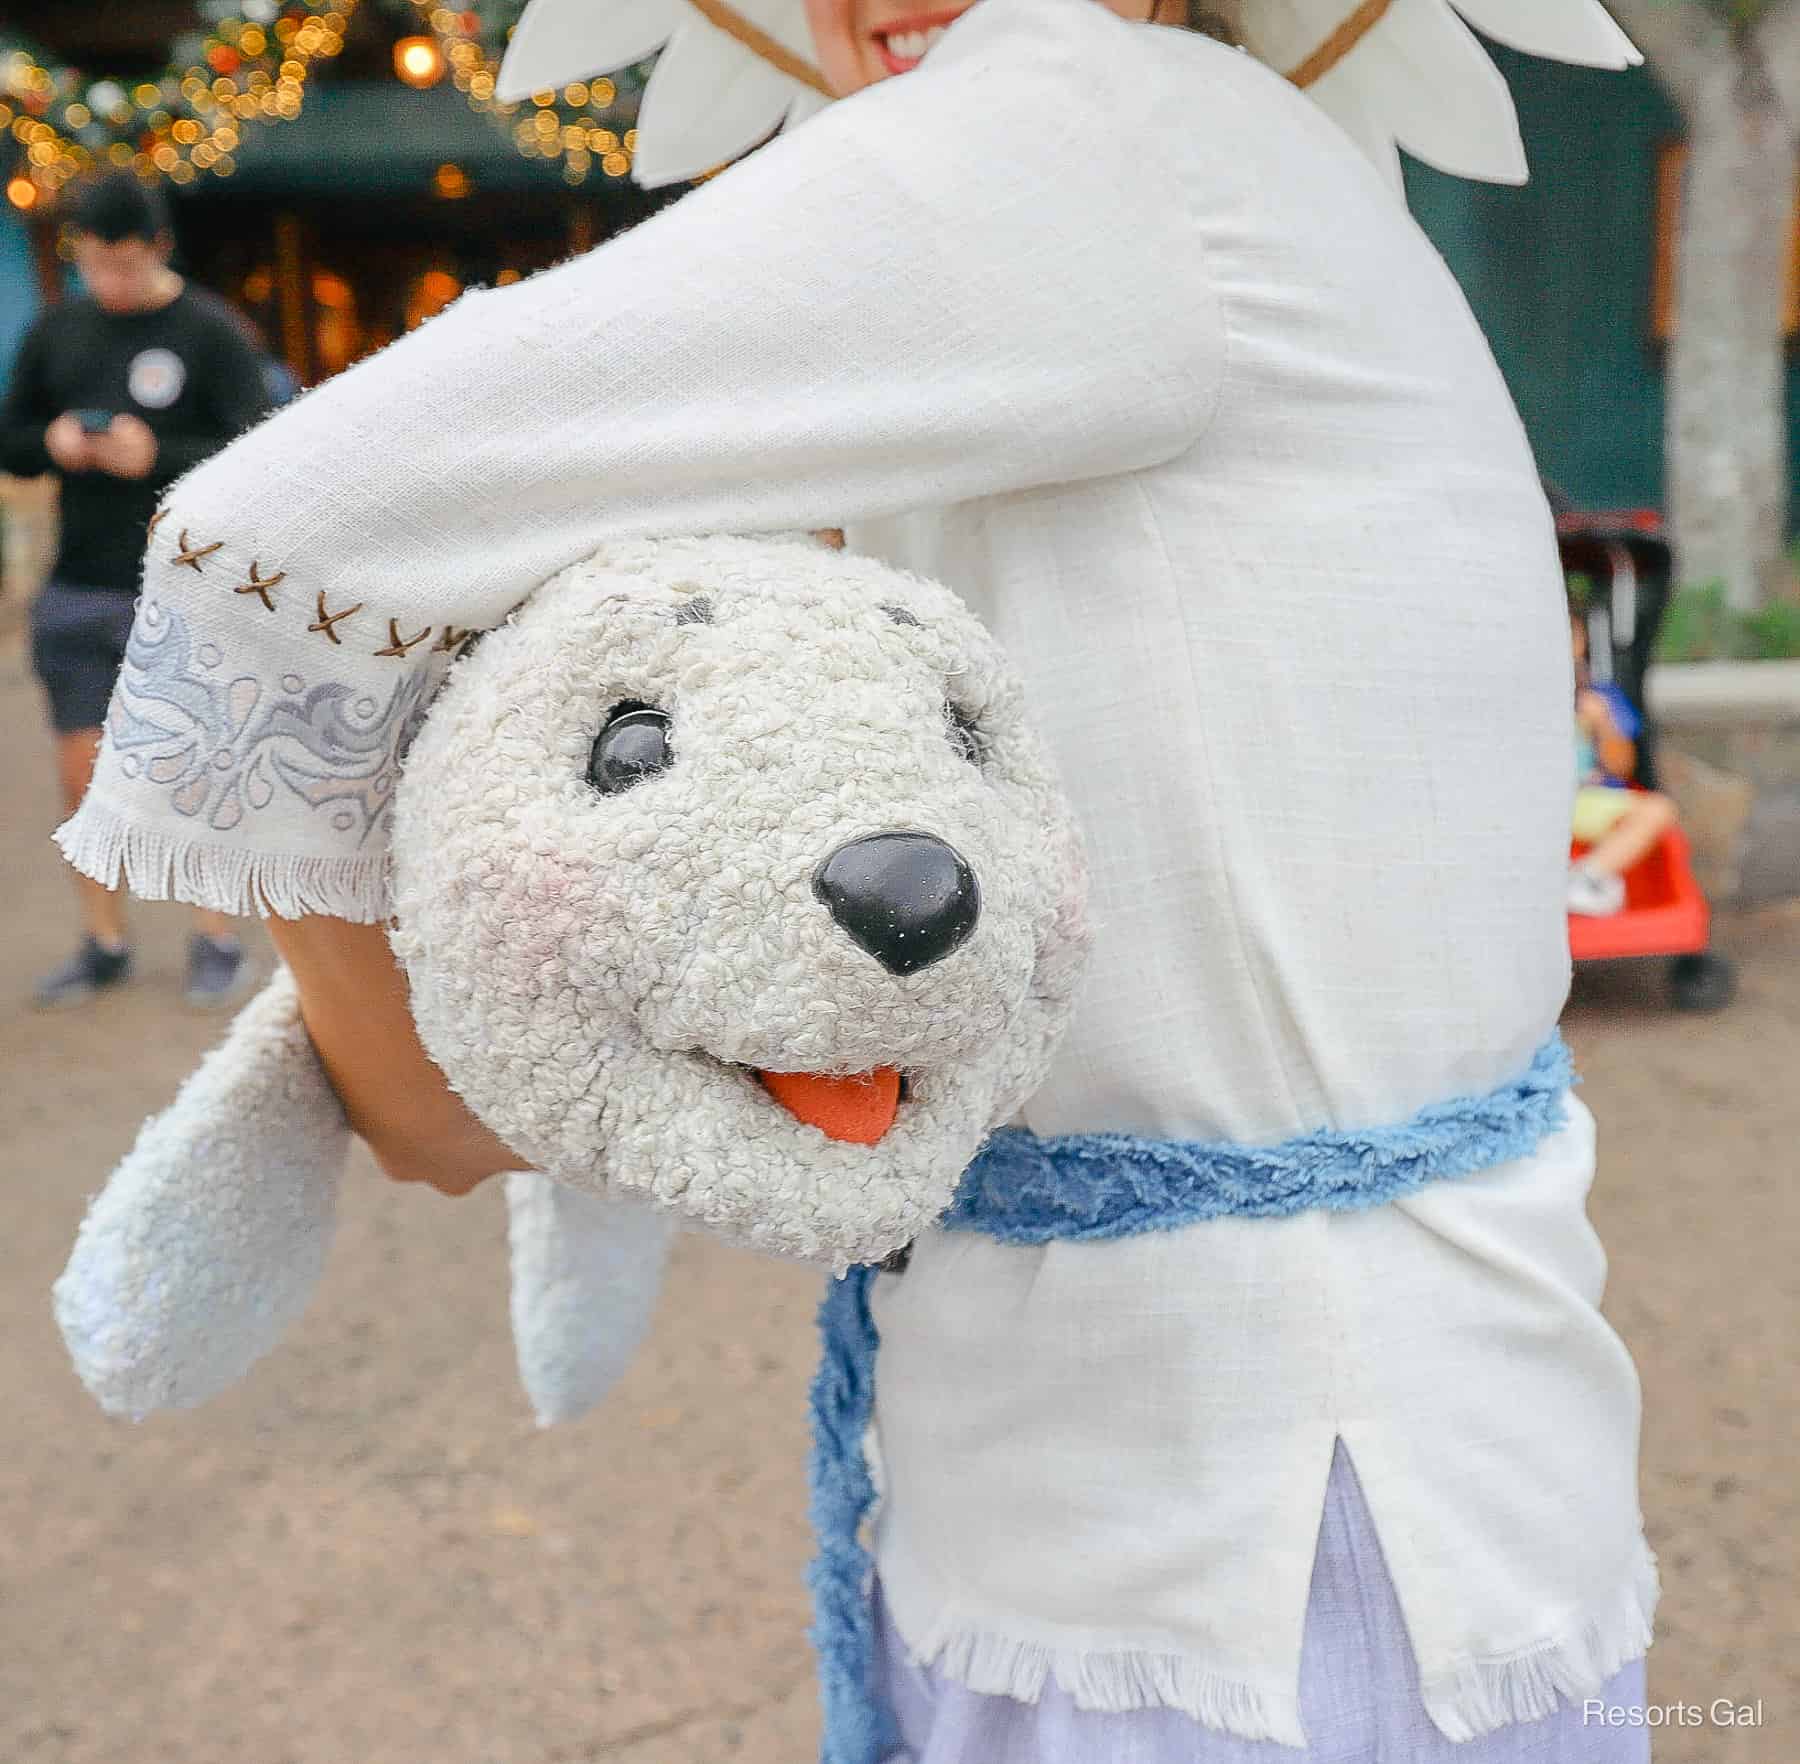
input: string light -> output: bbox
[393,35,446,88]
[3,3,650,200]
[0,2,355,200]
[405,0,643,183]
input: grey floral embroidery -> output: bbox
[107,597,450,844]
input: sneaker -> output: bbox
[32,936,132,1009]
[184,933,255,1010]
[1567,862,1626,917]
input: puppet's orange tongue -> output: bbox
[758,1067,902,1145]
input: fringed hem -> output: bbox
[881,1543,1659,1754]
[892,1611,1307,1749]
[1420,1543,1660,1743]
[53,798,391,924]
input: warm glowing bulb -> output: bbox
[393,37,445,88]
[6,174,37,209]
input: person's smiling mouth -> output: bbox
[869,6,967,73]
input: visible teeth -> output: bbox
[883,23,947,61]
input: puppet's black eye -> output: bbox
[946,704,986,768]
[587,702,672,793]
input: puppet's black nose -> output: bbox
[813,832,981,977]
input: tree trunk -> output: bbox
[1664,46,1798,609]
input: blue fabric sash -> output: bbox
[807,1033,1576,1764]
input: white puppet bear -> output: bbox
[55,534,1090,1425]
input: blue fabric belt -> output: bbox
[807,1033,1576,1764]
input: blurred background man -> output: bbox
[1,171,270,1010]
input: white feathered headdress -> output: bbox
[496,0,1639,190]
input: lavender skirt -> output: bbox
[873,1445,1650,1764]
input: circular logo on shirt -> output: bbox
[128,348,186,411]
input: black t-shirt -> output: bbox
[0,285,271,592]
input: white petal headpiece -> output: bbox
[498,0,829,186]
[497,0,1639,190]
[1237,0,1640,186]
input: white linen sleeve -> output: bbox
[56,0,1224,921]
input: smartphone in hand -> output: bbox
[74,409,115,436]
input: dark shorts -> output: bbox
[29,582,139,735]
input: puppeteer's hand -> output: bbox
[90,413,159,479]
[45,413,96,473]
[264,913,522,1196]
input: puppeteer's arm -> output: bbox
[108,21,1221,640]
[62,6,1222,1191]
[266,915,521,1193]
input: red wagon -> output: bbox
[1556,505,1735,1012]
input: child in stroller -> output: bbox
[1568,600,1678,916]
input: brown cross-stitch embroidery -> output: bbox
[146,508,169,541]
[309,590,364,644]
[235,561,287,612]
[435,625,474,654]
[173,529,223,573]
[376,618,433,658]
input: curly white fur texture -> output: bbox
[54,969,676,1425]
[55,968,350,1419]
[506,1173,677,1426]
[392,535,1089,1269]
[55,535,1089,1420]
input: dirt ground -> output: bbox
[0,618,1793,1764]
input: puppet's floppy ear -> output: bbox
[55,968,350,1419]
[507,1173,677,1425]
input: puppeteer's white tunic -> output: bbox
[59,0,1652,1744]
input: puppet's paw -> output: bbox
[54,967,350,1419]
[506,1173,676,1427]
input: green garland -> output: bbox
[1,0,648,199]
[1,1,356,203]
[407,0,648,183]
